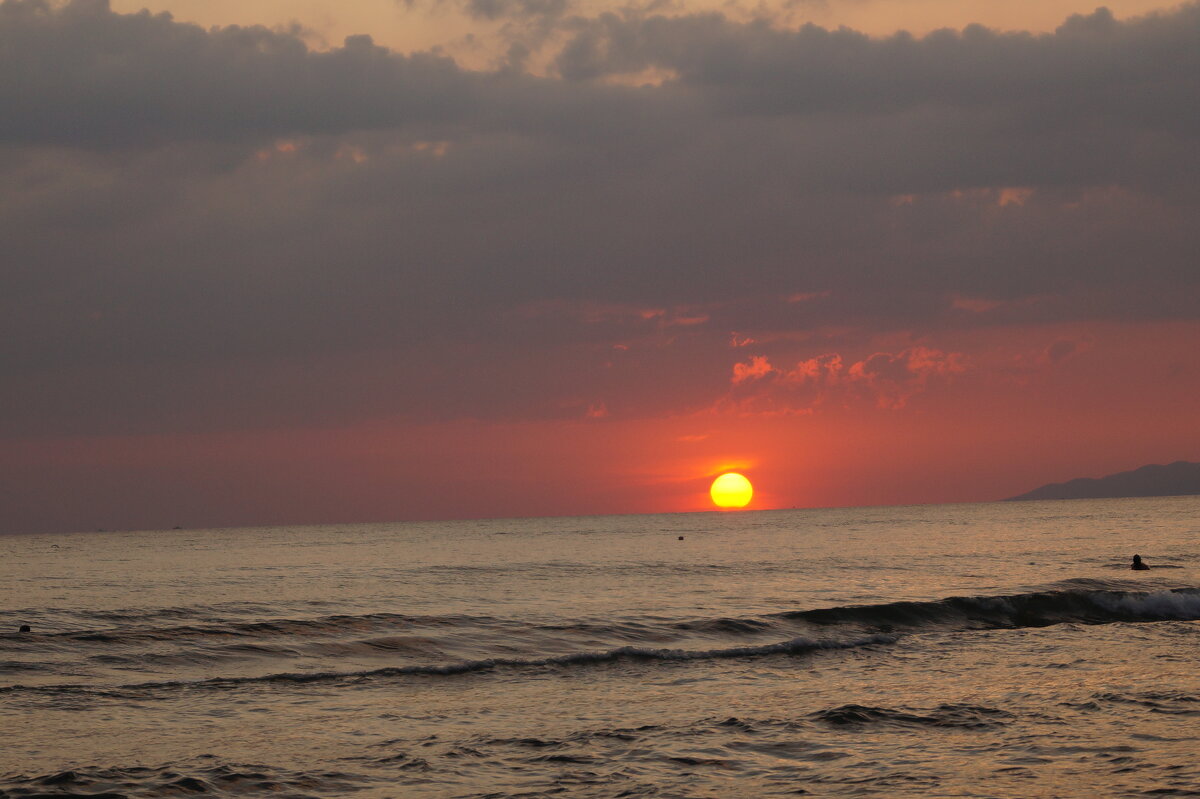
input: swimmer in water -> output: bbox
[1131,554,1150,571]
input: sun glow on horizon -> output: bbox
[710,472,753,508]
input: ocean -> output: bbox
[2,496,1198,798]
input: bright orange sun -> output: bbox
[710,472,753,508]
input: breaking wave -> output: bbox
[7,587,1197,650]
[777,587,1200,631]
[4,587,1196,698]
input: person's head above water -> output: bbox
[1131,554,1150,570]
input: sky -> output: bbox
[2,0,1198,533]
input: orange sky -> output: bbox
[109,0,1183,59]
[7,318,1197,531]
[1,0,1197,532]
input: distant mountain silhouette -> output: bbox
[1007,461,1200,501]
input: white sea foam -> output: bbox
[1089,589,1200,620]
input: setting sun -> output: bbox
[710,472,753,508]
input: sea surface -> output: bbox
[2,496,1199,798]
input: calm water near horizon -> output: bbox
[2,496,1199,797]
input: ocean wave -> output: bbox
[16,586,1196,651]
[0,660,55,675]
[777,587,1200,631]
[1062,691,1200,715]
[0,758,365,798]
[5,587,1197,695]
[810,703,1013,729]
[0,634,897,698]
[14,585,1200,644]
[0,612,495,646]
[672,617,774,635]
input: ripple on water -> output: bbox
[0,757,368,798]
[810,703,1015,729]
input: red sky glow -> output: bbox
[1,0,1198,533]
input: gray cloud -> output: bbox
[0,0,487,146]
[464,0,571,21]
[1,0,1198,437]
[557,5,1200,122]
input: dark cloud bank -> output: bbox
[1,0,1198,436]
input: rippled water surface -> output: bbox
[3,497,1199,797]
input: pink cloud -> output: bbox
[731,355,776,384]
[725,347,966,412]
[730,332,756,347]
[784,353,845,385]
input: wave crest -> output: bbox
[780,587,1200,631]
